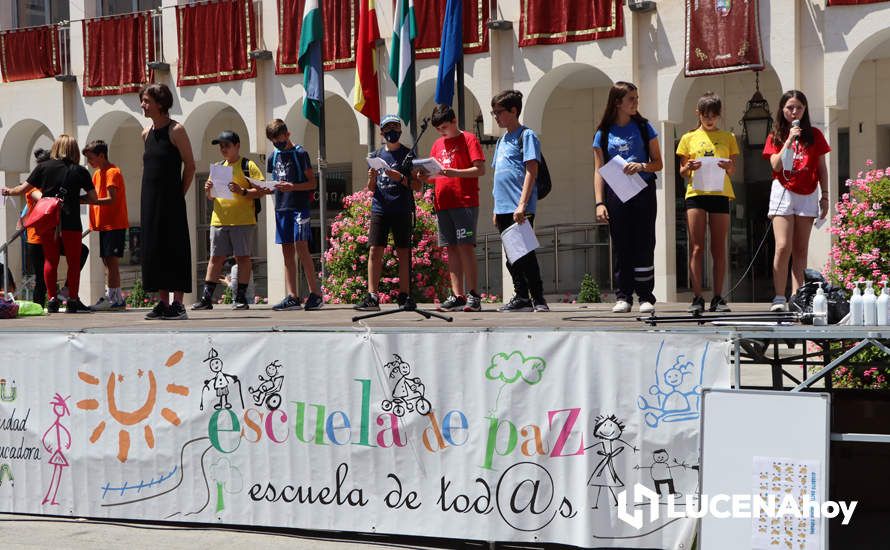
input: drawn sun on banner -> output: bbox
[76,350,190,462]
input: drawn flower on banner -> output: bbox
[77,350,189,462]
[485,351,547,385]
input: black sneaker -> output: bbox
[687,295,706,315]
[65,298,93,314]
[709,295,731,313]
[232,300,249,310]
[464,291,482,312]
[145,301,167,320]
[304,292,324,311]
[498,295,534,312]
[272,295,301,311]
[438,294,467,312]
[46,297,61,313]
[532,297,550,312]
[191,298,214,310]
[163,301,188,320]
[353,293,380,311]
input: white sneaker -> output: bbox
[611,300,631,313]
[92,297,112,311]
[769,297,788,312]
[639,302,656,314]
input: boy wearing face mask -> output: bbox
[264,119,324,311]
[354,115,421,311]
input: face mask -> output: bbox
[383,130,401,144]
[273,141,289,151]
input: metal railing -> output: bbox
[476,221,613,296]
[151,9,164,63]
[57,24,71,76]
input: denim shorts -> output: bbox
[275,208,312,244]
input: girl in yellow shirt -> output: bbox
[676,92,739,315]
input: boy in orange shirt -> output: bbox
[83,140,129,310]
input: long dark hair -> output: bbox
[771,90,813,147]
[692,91,722,131]
[596,82,649,140]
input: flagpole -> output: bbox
[317,3,328,279]
[409,47,417,141]
[456,56,465,129]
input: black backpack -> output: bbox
[217,157,262,220]
[516,127,552,200]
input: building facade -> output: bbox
[1,0,889,306]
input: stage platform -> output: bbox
[0,301,795,332]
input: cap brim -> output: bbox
[211,139,236,145]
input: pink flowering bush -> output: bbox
[322,189,449,304]
[826,161,890,291]
[825,161,890,389]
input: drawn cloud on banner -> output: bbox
[486,351,547,385]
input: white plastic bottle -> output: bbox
[812,283,827,326]
[863,281,877,326]
[850,286,864,326]
[877,286,890,326]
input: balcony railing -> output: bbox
[54,24,74,81]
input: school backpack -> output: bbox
[217,158,262,220]
[519,127,552,200]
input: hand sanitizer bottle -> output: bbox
[863,281,877,326]
[812,283,828,326]
[877,285,890,326]
[850,285,864,326]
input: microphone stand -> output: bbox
[353,117,452,323]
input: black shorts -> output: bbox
[99,229,126,258]
[369,212,413,249]
[685,195,730,214]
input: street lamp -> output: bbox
[474,114,498,147]
[740,72,772,149]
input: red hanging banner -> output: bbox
[176,0,257,87]
[827,0,889,5]
[0,25,61,83]
[276,0,358,74]
[413,0,489,60]
[83,12,154,97]
[685,0,764,77]
[518,0,623,47]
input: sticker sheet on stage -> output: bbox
[0,331,730,548]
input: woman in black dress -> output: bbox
[139,83,196,320]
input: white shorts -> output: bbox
[768,179,819,218]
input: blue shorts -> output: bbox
[275,209,312,244]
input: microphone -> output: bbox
[791,119,800,142]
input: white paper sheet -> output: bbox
[366,156,390,171]
[751,456,822,550]
[209,164,234,199]
[599,155,647,202]
[692,157,729,192]
[500,221,540,263]
[246,176,277,190]
[412,157,444,176]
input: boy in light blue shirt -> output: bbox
[490,90,548,312]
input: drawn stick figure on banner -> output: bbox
[200,348,243,411]
[585,413,637,509]
[41,393,71,505]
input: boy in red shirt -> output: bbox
[420,104,486,312]
[83,140,129,310]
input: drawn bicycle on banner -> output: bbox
[380,354,431,417]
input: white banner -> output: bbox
[0,330,730,548]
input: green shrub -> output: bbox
[577,273,602,303]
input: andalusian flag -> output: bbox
[353,0,381,124]
[388,0,416,127]
[298,0,323,127]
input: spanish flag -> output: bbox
[353,0,381,124]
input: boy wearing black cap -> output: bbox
[354,115,420,311]
[192,131,264,311]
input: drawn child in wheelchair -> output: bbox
[380,354,431,417]
[248,360,284,411]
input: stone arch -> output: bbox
[0,119,54,173]
[523,62,614,134]
[831,26,890,109]
[183,101,251,164]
